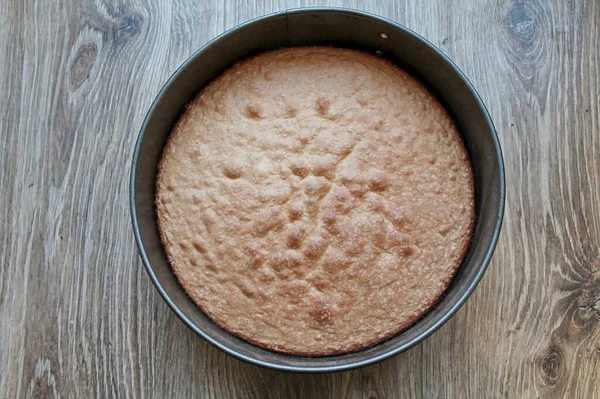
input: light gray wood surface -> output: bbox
[1,0,599,397]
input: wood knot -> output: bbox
[536,346,564,387]
[505,2,537,45]
[69,43,97,89]
[114,14,144,45]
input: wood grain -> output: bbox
[0,0,598,397]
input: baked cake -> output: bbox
[156,47,475,356]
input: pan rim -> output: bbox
[130,6,506,373]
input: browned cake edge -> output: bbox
[154,47,476,357]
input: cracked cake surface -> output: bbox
[156,47,475,356]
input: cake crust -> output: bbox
[156,47,475,356]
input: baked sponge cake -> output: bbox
[156,47,475,356]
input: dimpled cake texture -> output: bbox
[156,47,475,356]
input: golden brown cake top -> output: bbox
[156,47,475,356]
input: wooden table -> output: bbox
[1,0,599,397]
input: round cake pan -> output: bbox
[130,7,505,373]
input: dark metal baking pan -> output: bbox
[130,7,505,373]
